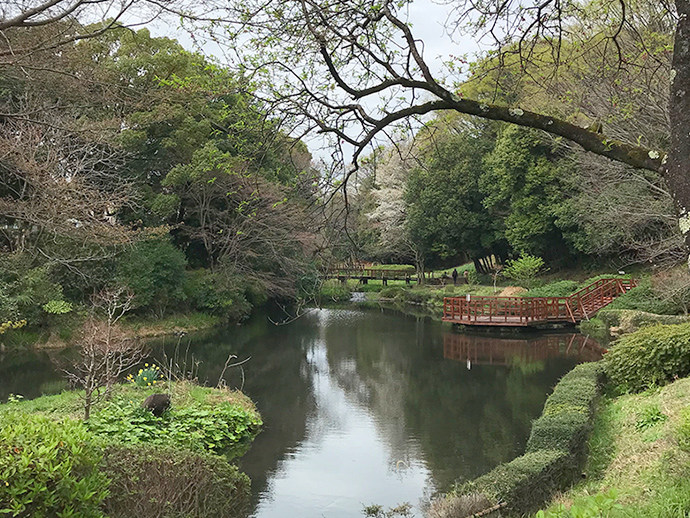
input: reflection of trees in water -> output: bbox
[322,313,581,490]
[0,349,72,401]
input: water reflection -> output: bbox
[0,307,601,517]
[443,332,602,367]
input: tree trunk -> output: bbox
[667,0,690,263]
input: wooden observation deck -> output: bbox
[443,278,638,327]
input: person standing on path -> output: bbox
[452,269,458,285]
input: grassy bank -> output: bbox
[0,380,261,517]
[1,311,221,351]
[537,378,690,517]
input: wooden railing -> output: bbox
[324,268,433,279]
[443,278,638,326]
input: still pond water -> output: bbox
[0,306,602,517]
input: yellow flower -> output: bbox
[4,481,8,486]
[145,363,149,367]
[148,383,151,386]
[152,381,157,384]
[143,377,147,381]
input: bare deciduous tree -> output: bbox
[64,287,145,420]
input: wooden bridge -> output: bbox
[324,267,434,285]
[443,278,638,327]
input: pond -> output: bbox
[0,306,602,517]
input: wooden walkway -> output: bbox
[324,267,434,284]
[443,278,638,327]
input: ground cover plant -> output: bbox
[0,378,261,517]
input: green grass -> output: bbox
[122,312,220,335]
[537,377,690,516]
[3,380,258,421]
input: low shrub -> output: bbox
[604,323,690,393]
[88,397,261,456]
[319,282,352,302]
[605,278,678,314]
[598,309,690,334]
[0,411,109,517]
[379,286,406,299]
[460,450,574,515]
[102,443,250,518]
[524,280,579,298]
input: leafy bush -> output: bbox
[604,323,690,393]
[127,364,162,387]
[88,398,261,456]
[102,443,250,518]
[459,450,573,515]
[319,281,352,302]
[503,254,546,289]
[605,278,677,314]
[0,412,109,517]
[525,280,579,298]
[379,286,406,299]
[118,238,188,315]
[183,268,253,321]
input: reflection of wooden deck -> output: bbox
[443,278,637,327]
[443,333,603,365]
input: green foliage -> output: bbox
[0,412,109,517]
[379,286,406,299]
[604,278,677,314]
[319,281,352,302]
[183,268,253,321]
[503,254,546,289]
[118,238,188,314]
[42,300,74,315]
[635,404,667,431]
[675,407,690,452]
[88,398,261,455]
[102,443,251,518]
[527,363,603,455]
[481,126,572,259]
[461,449,573,514]
[525,280,579,298]
[535,489,622,518]
[405,121,503,265]
[127,364,161,388]
[604,323,690,393]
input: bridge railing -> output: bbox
[443,277,637,325]
[324,268,432,279]
[443,296,574,325]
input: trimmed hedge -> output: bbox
[102,443,251,518]
[454,362,605,515]
[605,322,690,393]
